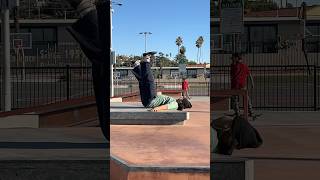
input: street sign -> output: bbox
[0,0,16,10]
[220,0,244,34]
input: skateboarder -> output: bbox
[132,52,192,112]
[182,77,191,99]
[230,53,254,117]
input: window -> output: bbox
[248,25,278,53]
[20,27,57,55]
[306,24,320,53]
[187,69,197,78]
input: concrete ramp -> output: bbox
[111,102,189,125]
[110,126,210,180]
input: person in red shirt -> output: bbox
[182,77,191,99]
[230,53,254,117]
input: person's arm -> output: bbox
[151,104,168,112]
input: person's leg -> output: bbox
[248,95,253,116]
[186,90,191,99]
[139,61,157,107]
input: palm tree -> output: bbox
[196,36,204,63]
[175,36,183,54]
[179,46,186,55]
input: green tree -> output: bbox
[179,45,186,55]
[187,61,197,65]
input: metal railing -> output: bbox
[0,66,210,111]
[212,65,320,111]
[0,66,93,110]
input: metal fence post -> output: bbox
[66,65,70,100]
[315,66,317,111]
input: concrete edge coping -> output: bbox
[25,101,96,115]
[110,111,189,119]
[111,155,210,173]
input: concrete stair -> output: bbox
[0,127,108,180]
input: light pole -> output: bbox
[139,32,152,52]
[110,1,122,97]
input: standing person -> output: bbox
[230,53,254,117]
[182,77,191,99]
[132,52,192,112]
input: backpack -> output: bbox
[211,116,234,155]
[212,116,263,155]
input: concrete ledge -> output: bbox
[111,103,189,125]
[0,100,98,128]
[110,111,189,125]
[211,154,254,180]
[0,160,108,180]
[0,115,39,128]
[110,97,123,103]
[111,155,209,180]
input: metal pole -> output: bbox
[110,4,114,97]
[144,33,147,52]
[1,9,12,111]
[66,65,70,100]
[28,0,31,18]
[314,66,317,111]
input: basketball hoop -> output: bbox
[13,39,23,49]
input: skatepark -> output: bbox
[110,95,210,180]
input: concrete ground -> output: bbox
[110,96,210,174]
[0,127,108,179]
[213,111,320,179]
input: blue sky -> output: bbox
[112,0,210,63]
